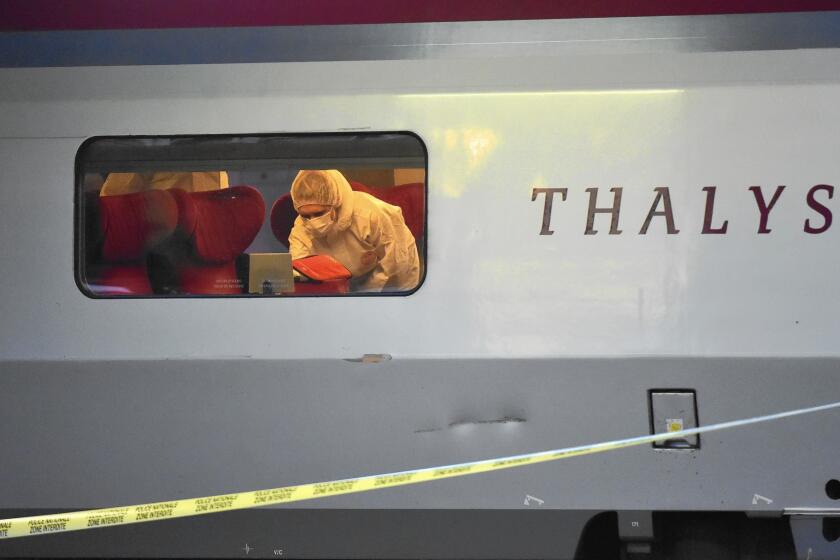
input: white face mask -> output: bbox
[304,210,335,238]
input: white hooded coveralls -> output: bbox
[288,170,420,292]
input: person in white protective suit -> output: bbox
[288,169,420,292]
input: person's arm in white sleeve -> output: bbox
[360,210,406,292]
[288,221,315,260]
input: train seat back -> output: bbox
[169,186,265,294]
[90,190,178,295]
[269,193,296,249]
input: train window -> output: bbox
[75,133,427,298]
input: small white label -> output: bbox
[523,494,545,506]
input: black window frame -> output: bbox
[74,131,428,299]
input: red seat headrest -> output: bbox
[170,186,265,264]
[98,190,178,263]
[269,193,296,248]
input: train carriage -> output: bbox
[1,3,840,558]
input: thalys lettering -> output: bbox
[531,185,834,235]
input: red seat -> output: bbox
[169,186,265,294]
[269,193,296,248]
[88,190,178,295]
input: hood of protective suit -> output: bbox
[290,170,355,233]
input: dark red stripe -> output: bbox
[2,0,839,31]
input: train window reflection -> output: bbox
[75,133,427,297]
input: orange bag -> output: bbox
[292,255,352,282]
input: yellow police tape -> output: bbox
[2,400,839,540]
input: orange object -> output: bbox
[292,255,352,282]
